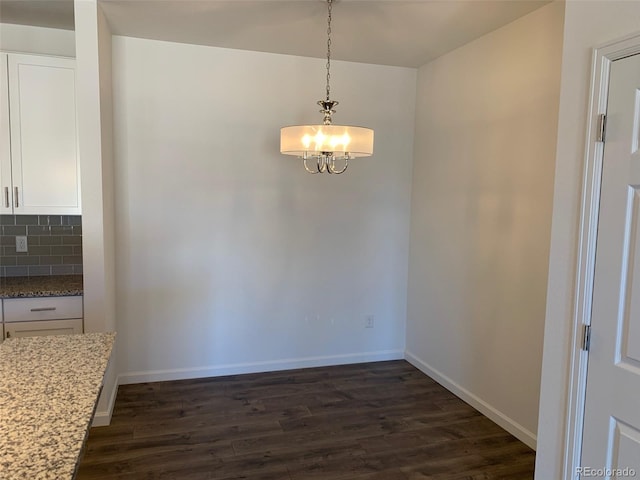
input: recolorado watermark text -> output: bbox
[576,467,637,477]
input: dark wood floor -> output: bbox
[77,360,535,480]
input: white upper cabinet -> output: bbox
[0,53,11,212]
[1,53,81,215]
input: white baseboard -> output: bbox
[118,349,404,385]
[404,350,537,450]
[91,355,119,427]
[91,382,118,427]
[91,367,120,427]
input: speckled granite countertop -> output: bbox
[0,332,115,480]
[0,275,83,298]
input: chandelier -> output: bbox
[280,0,374,174]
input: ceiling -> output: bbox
[0,0,73,30]
[0,0,551,68]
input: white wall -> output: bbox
[111,36,416,382]
[405,2,564,449]
[0,23,75,57]
[74,0,116,424]
[536,2,640,478]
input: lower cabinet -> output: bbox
[2,295,83,340]
[4,318,82,339]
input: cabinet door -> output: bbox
[7,54,81,215]
[4,318,83,339]
[0,53,11,213]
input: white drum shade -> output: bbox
[280,125,374,158]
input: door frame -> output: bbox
[564,32,640,479]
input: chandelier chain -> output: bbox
[326,0,332,101]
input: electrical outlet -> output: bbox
[365,315,374,328]
[15,235,28,253]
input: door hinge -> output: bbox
[596,113,606,142]
[582,324,592,352]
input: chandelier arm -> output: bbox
[303,157,320,174]
[318,156,328,173]
[327,156,334,174]
[328,157,348,174]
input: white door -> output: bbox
[581,53,640,477]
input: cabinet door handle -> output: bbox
[3,187,8,208]
[30,307,56,312]
[14,186,19,208]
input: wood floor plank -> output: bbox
[77,360,535,479]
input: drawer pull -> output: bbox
[3,187,8,208]
[30,307,57,312]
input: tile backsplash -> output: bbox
[0,215,82,277]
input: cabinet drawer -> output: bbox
[3,296,83,322]
[4,318,83,339]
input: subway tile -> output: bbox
[0,215,15,225]
[74,265,83,275]
[39,255,63,265]
[50,245,73,255]
[62,236,82,245]
[0,256,16,266]
[0,266,5,277]
[27,225,50,236]
[15,256,40,266]
[73,245,83,255]
[27,236,40,246]
[39,215,62,226]
[28,266,51,276]
[62,255,82,265]
[3,225,26,235]
[5,266,28,276]
[51,265,74,275]
[3,247,17,255]
[29,246,53,256]
[73,225,82,235]
[1,236,14,246]
[50,225,74,235]
[40,236,62,245]
[15,215,39,225]
[62,216,82,226]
